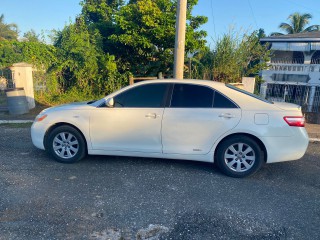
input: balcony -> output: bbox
[271,58,304,64]
[268,63,320,73]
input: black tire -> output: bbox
[46,125,86,163]
[215,136,264,178]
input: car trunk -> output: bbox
[273,102,302,112]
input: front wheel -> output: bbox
[216,136,264,178]
[46,125,86,163]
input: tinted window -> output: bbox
[170,84,214,108]
[114,84,167,108]
[213,91,238,108]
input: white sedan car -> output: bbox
[31,79,309,177]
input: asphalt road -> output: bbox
[0,126,319,240]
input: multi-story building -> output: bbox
[260,32,320,122]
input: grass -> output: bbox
[0,122,33,128]
[0,94,6,105]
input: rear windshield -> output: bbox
[226,84,273,104]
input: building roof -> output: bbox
[260,31,320,42]
[10,62,33,67]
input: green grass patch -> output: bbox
[0,122,33,128]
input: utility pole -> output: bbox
[173,0,187,79]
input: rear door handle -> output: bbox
[145,113,158,119]
[219,113,236,119]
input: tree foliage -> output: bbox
[50,17,127,96]
[0,40,56,68]
[22,29,40,42]
[0,14,18,41]
[271,12,320,36]
[0,1,208,105]
[81,0,207,76]
[208,29,270,83]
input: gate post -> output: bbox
[308,85,316,112]
[9,62,35,109]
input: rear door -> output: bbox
[162,83,241,155]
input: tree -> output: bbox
[51,17,105,92]
[23,29,40,42]
[50,17,127,97]
[81,0,207,76]
[0,40,56,69]
[210,29,270,83]
[0,14,18,41]
[81,0,125,56]
[271,12,320,36]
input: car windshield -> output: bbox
[225,84,273,104]
[87,100,97,104]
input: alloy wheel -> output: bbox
[52,132,79,159]
[224,143,256,172]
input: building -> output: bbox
[260,32,320,122]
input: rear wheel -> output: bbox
[216,136,264,178]
[46,125,86,163]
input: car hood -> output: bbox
[43,101,94,113]
[273,101,302,111]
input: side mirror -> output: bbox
[106,98,114,108]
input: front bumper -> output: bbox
[31,121,47,150]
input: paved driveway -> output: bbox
[0,126,319,239]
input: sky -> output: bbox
[1,0,320,45]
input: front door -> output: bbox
[90,83,169,153]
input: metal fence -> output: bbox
[265,82,320,113]
[0,69,14,110]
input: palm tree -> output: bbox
[270,12,320,36]
[0,14,18,40]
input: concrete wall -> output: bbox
[242,77,255,93]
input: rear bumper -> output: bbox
[261,127,309,163]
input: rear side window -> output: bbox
[114,83,167,108]
[226,84,272,104]
[170,84,214,108]
[213,91,238,108]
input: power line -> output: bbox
[210,0,217,38]
[247,0,258,29]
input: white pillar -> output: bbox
[308,85,316,112]
[9,62,35,109]
[260,83,268,98]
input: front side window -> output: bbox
[114,83,167,108]
[170,84,214,108]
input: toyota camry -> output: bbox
[31,79,309,177]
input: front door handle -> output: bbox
[219,113,236,119]
[145,113,158,119]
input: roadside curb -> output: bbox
[0,120,34,124]
[309,138,320,143]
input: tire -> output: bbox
[216,136,264,178]
[46,125,86,163]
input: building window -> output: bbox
[311,51,320,64]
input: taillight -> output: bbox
[283,116,305,127]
